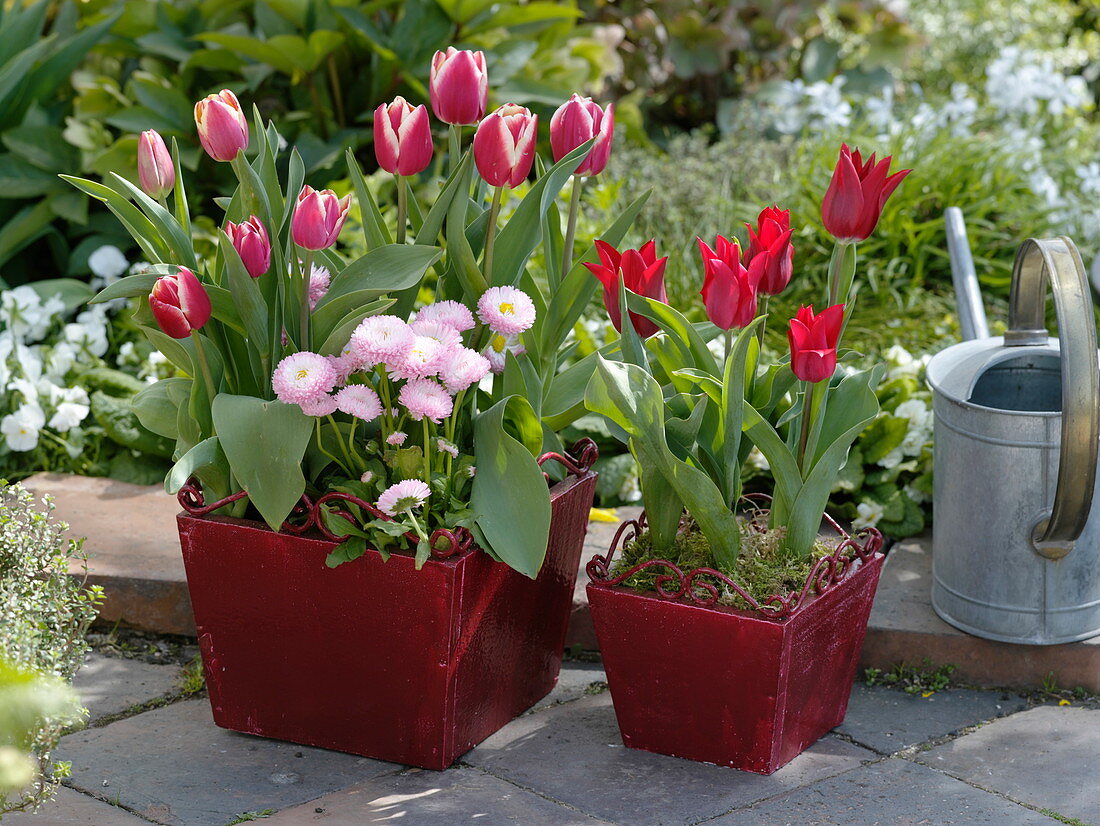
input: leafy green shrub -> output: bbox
[0,483,102,814]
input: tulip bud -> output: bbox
[374,97,434,176]
[149,268,212,339]
[137,130,175,200]
[550,94,615,176]
[194,89,249,162]
[225,216,271,278]
[821,145,910,242]
[584,240,668,338]
[744,206,794,296]
[787,304,844,383]
[697,236,760,330]
[472,104,538,189]
[291,185,351,250]
[429,47,488,126]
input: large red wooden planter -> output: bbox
[175,441,598,771]
[586,514,884,774]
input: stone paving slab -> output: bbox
[73,653,182,723]
[861,535,1100,692]
[526,663,606,714]
[465,692,874,826]
[25,473,194,636]
[836,683,1029,755]
[2,787,150,825]
[718,758,1057,825]
[917,705,1100,824]
[57,698,398,826]
[263,766,612,825]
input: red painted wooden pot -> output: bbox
[586,515,884,775]
[175,443,597,771]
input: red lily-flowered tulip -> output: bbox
[137,130,174,200]
[225,216,271,279]
[787,304,844,383]
[149,268,211,339]
[194,89,249,162]
[472,104,538,189]
[291,186,351,250]
[550,94,615,176]
[584,240,668,338]
[429,48,488,126]
[697,235,760,330]
[374,97,433,176]
[744,205,794,296]
[821,145,910,242]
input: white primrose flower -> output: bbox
[47,386,90,433]
[88,245,129,281]
[853,500,885,530]
[1,403,45,452]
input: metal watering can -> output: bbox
[928,212,1100,645]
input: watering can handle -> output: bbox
[1005,237,1098,560]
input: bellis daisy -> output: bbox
[298,393,338,417]
[272,352,338,405]
[435,438,459,458]
[476,286,536,336]
[415,300,475,332]
[387,431,408,446]
[377,479,431,516]
[308,264,331,310]
[485,333,525,374]
[350,315,415,367]
[388,335,445,381]
[399,378,453,423]
[410,319,463,350]
[335,384,383,421]
[439,347,491,393]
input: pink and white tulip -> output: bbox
[550,95,615,176]
[429,48,488,126]
[472,104,538,189]
[374,97,434,176]
[194,89,248,162]
[291,185,351,250]
[148,268,211,339]
[137,130,174,199]
[224,216,271,279]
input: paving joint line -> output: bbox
[904,761,1075,822]
[60,782,171,825]
[457,759,612,822]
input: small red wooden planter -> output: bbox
[175,441,597,771]
[586,514,884,775]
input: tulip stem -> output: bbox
[299,248,313,349]
[560,174,585,286]
[796,380,815,476]
[448,125,462,175]
[396,175,408,245]
[826,241,856,313]
[757,295,770,348]
[483,185,504,284]
[190,331,217,403]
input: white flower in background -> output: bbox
[905,484,930,505]
[853,500,885,530]
[877,446,904,469]
[45,341,78,382]
[885,344,914,370]
[2,403,45,452]
[64,305,109,357]
[941,83,978,136]
[618,471,641,503]
[88,245,129,282]
[1076,162,1100,198]
[47,386,90,432]
[894,399,932,430]
[1,286,63,343]
[747,445,770,472]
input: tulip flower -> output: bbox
[472,104,538,189]
[137,130,174,200]
[291,185,351,251]
[429,47,488,126]
[787,304,844,383]
[194,89,249,162]
[584,240,668,338]
[698,236,760,331]
[744,206,794,296]
[149,268,212,339]
[550,94,615,176]
[225,216,271,279]
[821,145,910,242]
[374,97,434,176]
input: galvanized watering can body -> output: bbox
[928,236,1100,645]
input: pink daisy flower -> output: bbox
[484,333,525,374]
[360,470,375,484]
[299,393,338,417]
[415,300,475,332]
[399,379,454,423]
[388,335,445,381]
[387,431,408,446]
[376,478,430,516]
[476,286,536,336]
[335,384,383,421]
[410,319,463,350]
[439,347,491,393]
[308,264,331,310]
[435,438,459,458]
[272,352,338,405]
[350,315,415,367]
